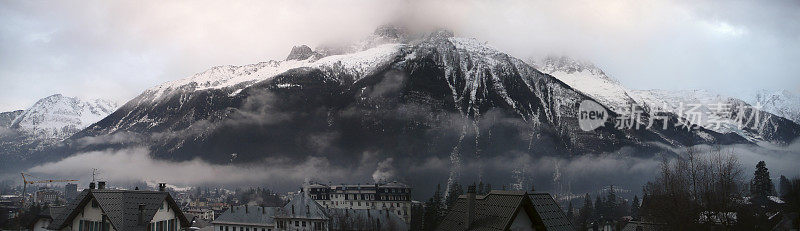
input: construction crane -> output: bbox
[20,172,79,207]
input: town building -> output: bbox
[212,205,279,231]
[46,182,190,231]
[274,192,330,231]
[184,208,216,221]
[437,186,575,231]
[213,190,408,231]
[305,181,412,223]
[64,183,78,202]
[328,208,408,231]
[35,187,60,205]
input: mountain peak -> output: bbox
[10,94,118,141]
[533,56,611,81]
[373,24,408,39]
[285,45,317,61]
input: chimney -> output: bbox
[245,206,249,213]
[158,183,166,192]
[89,182,96,189]
[467,185,476,229]
[138,204,145,225]
[98,181,106,190]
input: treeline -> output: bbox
[639,146,800,230]
[570,186,640,230]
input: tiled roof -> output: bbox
[328,208,408,230]
[437,190,575,231]
[528,193,575,231]
[47,189,189,231]
[275,192,329,220]
[438,190,526,231]
[212,205,279,226]
[46,189,89,229]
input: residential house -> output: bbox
[46,182,190,231]
[437,186,575,231]
[29,206,65,231]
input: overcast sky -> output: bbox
[1,0,799,111]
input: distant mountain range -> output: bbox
[1,26,798,187]
[531,56,800,145]
[68,26,758,165]
[0,94,117,161]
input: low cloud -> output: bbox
[26,147,408,191]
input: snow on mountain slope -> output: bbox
[10,94,118,141]
[750,89,800,124]
[630,89,742,134]
[630,89,800,143]
[530,55,799,144]
[145,43,405,102]
[531,56,637,113]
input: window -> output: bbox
[92,200,98,208]
[220,226,224,231]
[295,221,299,226]
[302,221,306,227]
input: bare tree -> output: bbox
[641,147,745,229]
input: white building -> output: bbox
[35,188,60,205]
[45,182,190,231]
[185,208,215,221]
[306,181,412,224]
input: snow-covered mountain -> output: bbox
[10,94,118,140]
[533,56,800,144]
[629,89,800,143]
[0,94,118,160]
[750,89,800,125]
[68,26,743,171]
[530,56,637,113]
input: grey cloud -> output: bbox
[27,147,387,189]
[2,0,799,111]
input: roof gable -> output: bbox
[528,193,575,231]
[437,191,575,231]
[276,193,329,220]
[48,189,190,231]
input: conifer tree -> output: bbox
[751,161,775,197]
